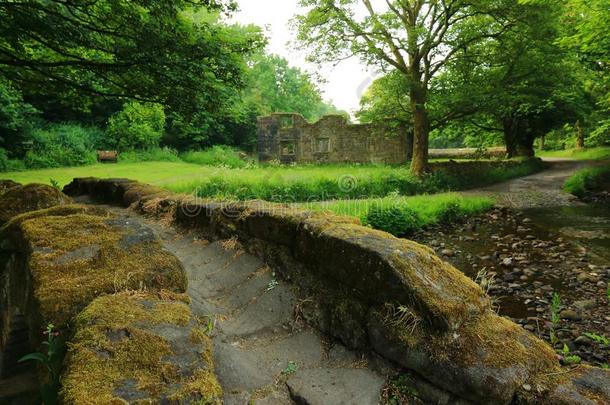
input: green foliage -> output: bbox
[304,194,493,234]
[584,332,610,345]
[118,147,181,163]
[19,324,65,405]
[559,344,581,365]
[181,146,249,168]
[107,102,165,151]
[384,374,418,405]
[365,204,423,236]
[563,165,610,197]
[23,123,100,169]
[282,361,298,376]
[0,148,26,172]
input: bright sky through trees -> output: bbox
[230,0,380,116]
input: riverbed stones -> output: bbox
[560,310,582,321]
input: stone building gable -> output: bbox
[257,113,409,164]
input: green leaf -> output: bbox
[18,352,48,364]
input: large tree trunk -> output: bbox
[409,84,429,176]
[576,120,585,149]
[504,118,535,158]
[399,123,414,161]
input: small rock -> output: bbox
[560,309,582,321]
[441,249,455,257]
[574,336,593,346]
[522,384,532,392]
[502,258,514,267]
[574,300,597,311]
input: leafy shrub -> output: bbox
[23,123,100,168]
[365,204,422,236]
[107,101,165,151]
[119,147,180,163]
[0,148,26,172]
[437,201,463,223]
[181,146,249,168]
[563,165,610,197]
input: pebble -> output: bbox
[560,309,582,321]
[441,249,455,257]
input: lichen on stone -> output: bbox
[61,292,222,404]
[17,212,186,327]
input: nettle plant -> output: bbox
[19,323,65,405]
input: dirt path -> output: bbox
[98,205,391,405]
[462,159,601,209]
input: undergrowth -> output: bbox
[563,165,610,198]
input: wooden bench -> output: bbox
[97,150,118,163]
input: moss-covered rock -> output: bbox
[9,212,186,329]
[0,184,72,224]
[0,179,20,194]
[61,292,222,404]
[368,309,559,405]
[516,365,610,405]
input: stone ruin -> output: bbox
[257,113,412,164]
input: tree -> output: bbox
[295,0,516,175]
[0,1,265,135]
[107,102,166,151]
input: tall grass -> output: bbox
[296,193,494,235]
[167,159,543,202]
[563,165,610,197]
[119,147,181,163]
[181,146,250,168]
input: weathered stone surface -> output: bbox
[0,180,20,194]
[258,113,410,164]
[59,177,610,405]
[0,184,72,224]
[517,366,610,405]
[368,310,558,405]
[0,203,187,366]
[61,292,222,404]
[286,368,384,405]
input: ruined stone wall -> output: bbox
[64,177,610,405]
[258,113,409,164]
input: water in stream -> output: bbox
[414,203,610,366]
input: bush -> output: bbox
[22,123,100,169]
[0,148,26,172]
[118,147,181,163]
[107,101,165,151]
[563,165,610,198]
[181,146,249,168]
[365,204,422,236]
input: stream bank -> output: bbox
[414,159,610,368]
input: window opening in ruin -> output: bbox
[280,141,296,155]
[279,115,294,129]
[316,138,330,153]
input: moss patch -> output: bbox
[18,213,186,327]
[61,292,222,404]
[0,183,72,224]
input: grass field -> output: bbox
[1,158,541,203]
[1,161,212,188]
[297,193,494,228]
[537,147,610,161]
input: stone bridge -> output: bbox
[0,178,608,404]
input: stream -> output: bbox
[414,201,610,366]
